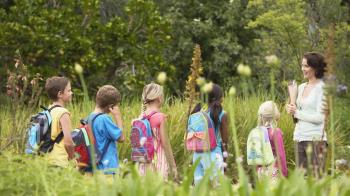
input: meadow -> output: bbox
[0,91,350,195]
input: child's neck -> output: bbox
[145,103,160,113]
[94,106,105,114]
[52,100,65,107]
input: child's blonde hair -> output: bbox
[141,83,164,114]
[258,101,280,127]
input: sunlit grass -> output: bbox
[0,92,349,195]
[0,93,347,175]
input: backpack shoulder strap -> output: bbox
[87,112,104,141]
[40,104,62,112]
[257,126,270,143]
[218,111,225,122]
[88,113,110,164]
[143,111,159,137]
[207,110,225,123]
[143,111,158,120]
[46,105,64,144]
[53,131,64,144]
[88,113,104,126]
[48,105,62,112]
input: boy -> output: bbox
[90,85,124,174]
[46,76,75,167]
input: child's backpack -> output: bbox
[185,111,217,152]
[25,105,62,154]
[247,126,275,166]
[72,113,107,170]
[130,112,157,163]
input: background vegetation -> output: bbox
[0,0,350,195]
[1,0,349,97]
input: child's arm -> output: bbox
[159,118,178,180]
[274,129,288,177]
[60,113,74,160]
[220,113,229,153]
[110,106,125,142]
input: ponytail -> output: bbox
[210,101,222,129]
[191,103,202,115]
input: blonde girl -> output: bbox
[257,101,288,179]
[138,83,178,180]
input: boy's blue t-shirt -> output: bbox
[90,113,122,173]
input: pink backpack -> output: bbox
[130,112,157,163]
[185,111,217,152]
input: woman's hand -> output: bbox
[286,103,297,115]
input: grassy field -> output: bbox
[0,93,350,195]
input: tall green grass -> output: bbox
[0,93,348,177]
[1,152,350,195]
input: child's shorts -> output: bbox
[193,150,224,185]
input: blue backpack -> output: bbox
[25,105,63,154]
[185,111,217,152]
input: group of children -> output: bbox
[38,75,288,183]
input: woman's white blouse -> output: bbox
[293,81,327,141]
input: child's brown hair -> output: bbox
[96,85,121,112]
[45,76,70,101]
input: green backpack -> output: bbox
[247,126,275,166]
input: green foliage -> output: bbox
[244,0,309,99]
[1,0,349,98]
[163,0,255,91]
[0,0,173,97]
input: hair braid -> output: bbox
[141,100,147,115]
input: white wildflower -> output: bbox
[202,82,213,93]
[157,72,167,84]
[237,64,245,75]
[242,65,252,77]
[228,86,236,96]
[74,63,83,74]
[265,55,279,66]
[196,77,206,87]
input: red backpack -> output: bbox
[72,113,107,171]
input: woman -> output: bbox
[287,52,327,176]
